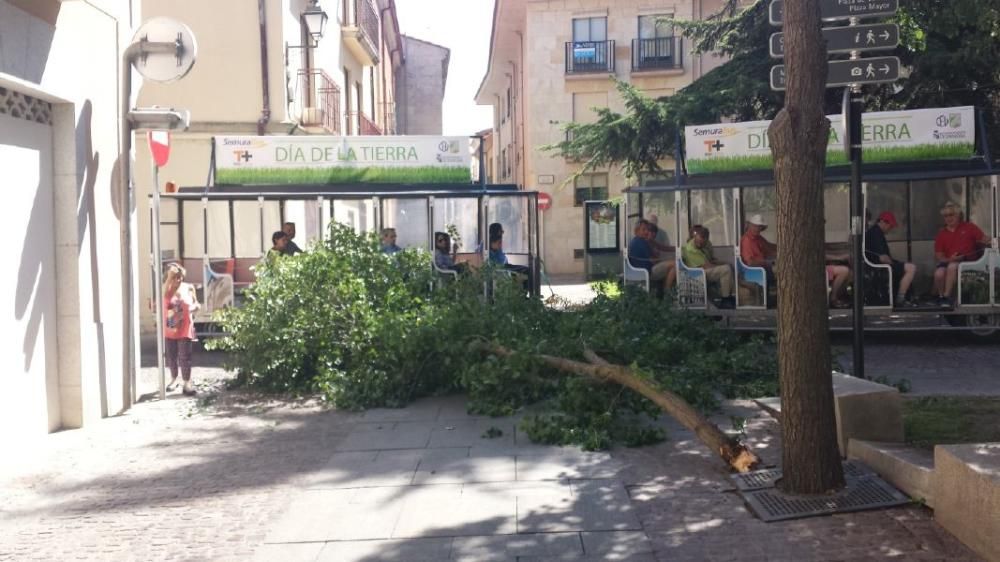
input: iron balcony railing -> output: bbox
[295,68,340,134]
[354,0,379,57]
[378,101,396,135]
[565,40,615,74]
[347,111,382,135]
[631,37,683,71]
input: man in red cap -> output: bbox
[865,211,917,307]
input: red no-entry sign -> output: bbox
[148,130,171,167]
[538,192,552,211]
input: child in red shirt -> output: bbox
[163,264,200,395]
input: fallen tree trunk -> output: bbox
[474,341,761,473]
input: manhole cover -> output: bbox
[732,460,874,491]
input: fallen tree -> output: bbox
[474,341,762,473]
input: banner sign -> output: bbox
[214,135,472,185]
[684,107,976,175]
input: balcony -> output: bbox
[293,68,340,133]
[347,111,382,135]
[565,40,615,74]
[631,37,683,72]
[342,0,380,66]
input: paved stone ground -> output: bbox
[0,349,984,561]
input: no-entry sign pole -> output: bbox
[148,130,171,400]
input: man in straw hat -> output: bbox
[740,214,777,276]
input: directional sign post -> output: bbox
[769,0,898,25]
[770,57,900,90]
[768,0,900,379]
[770,23,899,58]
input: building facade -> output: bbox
[397,35,451,135]
[1,0,141,441]
[135,0,412,336]
[476,0,725,275]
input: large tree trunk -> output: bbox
[766,0,845,494]
[474,341,761,473]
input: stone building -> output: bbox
[397,35,451,135]
[475,0,726,275]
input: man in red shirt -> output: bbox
[933,201,990,306]
[740,214,777,278]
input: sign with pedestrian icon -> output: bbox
[770,57,900,90]
[770,23,899,58]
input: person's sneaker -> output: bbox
[895,297,918,308]
[166,376,178,391]
[182,381,197,396]
[935,296,953,307]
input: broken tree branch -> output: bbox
[474,341,761,472]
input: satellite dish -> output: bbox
[129,17,198,83]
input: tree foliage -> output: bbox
[208,226,778,450]
[547,0,1000,177]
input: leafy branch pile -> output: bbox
[209,225,778,450]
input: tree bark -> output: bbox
[766,0,845,493]
[473,341,761,473]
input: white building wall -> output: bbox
[1,0,139,440]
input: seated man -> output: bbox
[933,201,990,306]
[864,211,917,307]
[380,227,402,254]
[629,220,675,292]
[488,223,531,289]
[266,231,287,264]
[682,225,735,308]
[740,214,777,280]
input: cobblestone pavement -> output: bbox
[0,349,984,561]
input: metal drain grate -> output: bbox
[732,461,875,491]
[742,474,910,522]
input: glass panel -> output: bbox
[262,201,282,248]
[590,17,607,41]
[383,198,429,249]
[824,183,850,243]
[968,175,994,238]
[206,202,231,258]
[233,201,263,258]
[332,199,375,235]
[488,196,529,258]
[865,181,908,242]
[181,201,204,258]
[573,18,589,42]
[433,198,480,254]
[639,14,673,38]
[282,200,308,248]
[910,178,965,241]
[960,257,991,305]
[741,186,776,230]
[690,188,736,247]
[640,191,679,247]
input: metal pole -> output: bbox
[152,166,166,400]
[847,86,865,379]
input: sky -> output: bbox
[395,0,495,136]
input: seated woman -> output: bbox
[434,232,468,275]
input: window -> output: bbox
[506,87,511,119]
[638,14,674,39]
[574,173,609,206]
[501,148,507,180]
[506,144,513,178]
[573,16,607,42]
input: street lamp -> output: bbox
[302,0,328,42]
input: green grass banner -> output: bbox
[216,166,472,185]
